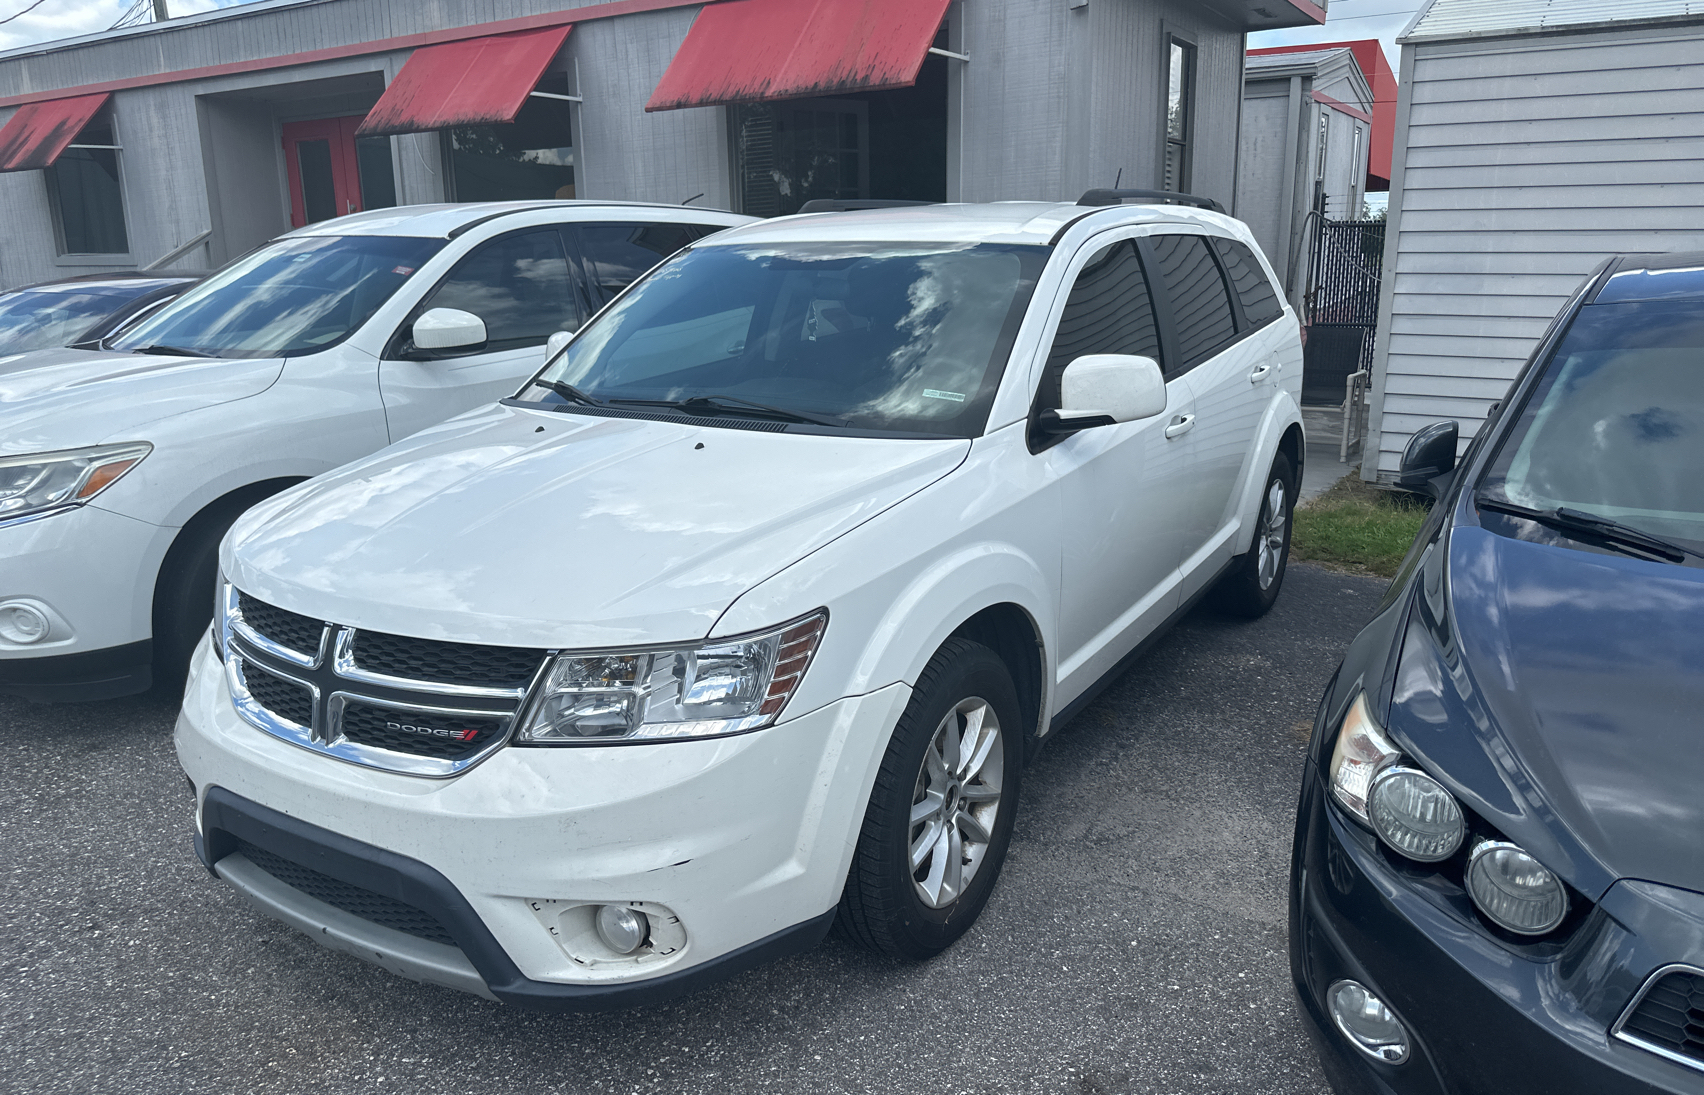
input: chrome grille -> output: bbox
[225,590,547,777]
[1616,965,1704,1074]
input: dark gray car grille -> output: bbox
[237,839,457,947]
[1622,969,1704,1068]
[229,591,546,774]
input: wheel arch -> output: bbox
[947,603,1046,762]
[150,477,308,631]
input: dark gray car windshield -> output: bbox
[1479,300,1704,551]
[0,283,158,355]
[112,235,442,358]
[525,242,1048,436]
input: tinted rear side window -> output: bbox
[1039,240,1161,409]
[1213,238,1284,327]
[576,222,704,303]
[1150,233,1236,369]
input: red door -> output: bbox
[283,116,364,228]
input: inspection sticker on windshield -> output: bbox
[392,266,416,276]
[923,389,966,403]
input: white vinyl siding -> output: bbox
[1368,19,1704,479]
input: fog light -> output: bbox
[1466,841,1568,935]
[0,603,50,644]
[1327,980,1410,1064]
[595,904,648,954]
[1368,766,1464,862]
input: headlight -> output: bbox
[1368,766,1465,862]
[0,442,151,522]
[516,611,826,745]
[1327,692,1402,820]
[1466,840,1569,935]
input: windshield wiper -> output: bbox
[533,378,602,407]
[607,393,846,428]
[1477,496,1702,563]
[133,344,214,358]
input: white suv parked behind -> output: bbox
[176,193,1305,1009]
[0,202,749,701]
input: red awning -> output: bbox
[646,0,951,112]
[355,25,573,139]
[0,92,110,173]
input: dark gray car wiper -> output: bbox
[607,394,846,428]
[533,378,602,407]
[1477,496,1701,563]
[133,344,214,358]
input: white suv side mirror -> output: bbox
[545,329,573,366]
[1052,354,1167,430]
[413,308,488,352]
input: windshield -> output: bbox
[524,241,1048,436]
[0,284,158,355]
[112,235,443,358]
[1479,299,1704,553]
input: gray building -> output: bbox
[1236,46,1372,298]
[0,0,1325,291]
[1365,0,1704,482]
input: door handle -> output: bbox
[1164,413,1196,439]
[1249,363,1273,384]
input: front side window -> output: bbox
[448,76,575,202]
[1479,299,1704,555]
[574,222,717,305]
[1149,234,1236,370]
[525,242,1049,437]
[1163,39,1194,193]
[47,111,128,256]
[417,229,577,351]
[111,235,443,358]
[1039,240,1161,411]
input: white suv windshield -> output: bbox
[526,242,1048,437]
[112,235,443,358]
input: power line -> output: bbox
[0,0,58,28]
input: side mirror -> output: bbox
[1398,420,1459,499]
[545,329,574,366]
[1041,354,1167,434]
[412,308,488,353]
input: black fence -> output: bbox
[1302,218,1386,406]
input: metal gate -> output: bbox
[1302,218,1385,407]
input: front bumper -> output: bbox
[1289,763,1704,1095]
[174,638,910,1008]
[0,503,175,699]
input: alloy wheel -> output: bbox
[1257,478,1288,590]
[908,697,1004,909]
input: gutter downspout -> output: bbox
[1278,74,1303,297]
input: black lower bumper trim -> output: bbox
[197,786,836,1011]
[0,639,152,701]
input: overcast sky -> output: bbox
[0,0,244,53]
[1248,0,1426,71]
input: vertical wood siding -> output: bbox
[1370,21,1704,477]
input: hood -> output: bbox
[225,403,970,649]
[0,347,284,455]
[1390,525,1704,898]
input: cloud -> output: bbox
[0,0,247,54]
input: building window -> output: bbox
[447,75,575,202]
[46,109,129,256]
[1163,38,1194,193]
[733,100,869,217]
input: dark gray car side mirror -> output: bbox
[1397,420,1459,499]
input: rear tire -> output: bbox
[837,638,1023,959]
[1209,451,1295,619]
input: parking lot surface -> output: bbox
[1,563,1384,1095]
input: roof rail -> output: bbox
[796,199,936,214]
[1076,189,1225,214]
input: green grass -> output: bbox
[1292,472,1432,578]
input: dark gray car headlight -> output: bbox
[516,611,827,745]
[1329,693,1465,862]
[1466,840,1569,935]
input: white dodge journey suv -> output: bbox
[175,192,1305,1009]
[0,202,749,701]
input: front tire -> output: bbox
[837,638,1024,959]
[1209,450,1295,618]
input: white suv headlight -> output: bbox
[0,443,152,522]
[516,611,827,745]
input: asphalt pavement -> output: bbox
[1,563,1386,1095]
